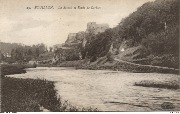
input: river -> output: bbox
[7,67,180,111]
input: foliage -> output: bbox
[116,0,179,56]
[11,43,48,62]
[84,29,113,61]
[54,47,80,62]
[2,77,61,112]
[0,42,23,54]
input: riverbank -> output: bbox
[1,77,61,112]
[1,64,97,112]
[52,59,179,74]
[36,57,179,74]
[1,64,60,112]
[1,64,36,76]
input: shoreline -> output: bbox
[36,59,179,74]
[1,64,36,76]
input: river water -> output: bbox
[7,67,180,111]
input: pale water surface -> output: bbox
[7,67,180,111]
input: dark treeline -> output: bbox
[83,0,179,68]
[1,42,48,63]
[0,42,24,54]
[54,47,80,62]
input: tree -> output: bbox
[49,47,53,52]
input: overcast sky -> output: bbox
[0,0,155,47]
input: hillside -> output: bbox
[83,0,179,69]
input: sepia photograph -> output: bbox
[0,0,179,112]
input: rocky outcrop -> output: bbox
[65,33,77,44]
[76,31,86,41]
[65,31,86,47]
[86,22,109,35]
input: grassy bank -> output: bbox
[1,64,36,75]
[135,80,180,89]
[1,64,60,112]
[1,77,61,112]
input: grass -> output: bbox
[1,64,36,75]
[1,64,98,112]
[1,77,61,112]
[134,80,180,89]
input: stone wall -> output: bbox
[65,33,77,44]
[86,22,109,35]
[65,22,109,46]
[65,31,86,46]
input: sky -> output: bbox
[0,0,155,47]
